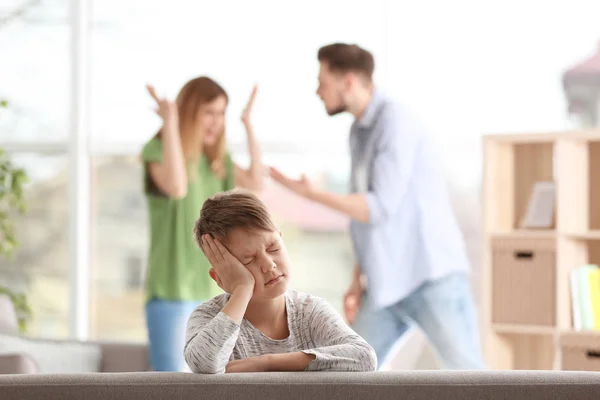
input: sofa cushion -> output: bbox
[99,342,151,372]
[0,353,39,374]
[0,333,102,373]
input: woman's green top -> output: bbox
[141,137,235,302]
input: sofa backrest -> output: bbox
[1,370,600,400]
[0,295,18,335]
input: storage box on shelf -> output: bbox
[482,130,600,371]
[491,237,556,327]
[560,331,600,371]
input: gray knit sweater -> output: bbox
[184,290,377,374]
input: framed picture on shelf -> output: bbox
[520,181,556,229]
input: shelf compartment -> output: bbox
[483,138,555,233]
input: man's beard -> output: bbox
[325,92,347,116]
[327,106,346,116]
[327,100,347,116]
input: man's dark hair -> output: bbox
[318,43,375,81]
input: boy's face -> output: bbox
[224,228,290,300]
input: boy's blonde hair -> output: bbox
[193,190,277,248]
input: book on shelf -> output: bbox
[570,264,600,331]
[520,181,555,229]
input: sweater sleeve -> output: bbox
[184,306,241,374]
[302,298,377,372]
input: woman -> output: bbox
[141,77,264,371]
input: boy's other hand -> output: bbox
[225,355,270,373]
[202,234,255,295]
[226,353,315,373]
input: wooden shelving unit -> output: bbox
[482,129,600,370]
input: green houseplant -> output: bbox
[0,98,31,333]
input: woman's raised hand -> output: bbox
[240,84,258,127]
[147,84,178,124]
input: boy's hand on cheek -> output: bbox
[202,235,255,295]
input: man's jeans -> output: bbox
[352,272,486,369]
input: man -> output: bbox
[269,43,486,370]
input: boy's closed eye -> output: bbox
[241,247,280,266]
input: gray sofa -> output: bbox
[2,370,600,399]
[2,295,600,399]
[0,341,150,374]
[0,295,150,374]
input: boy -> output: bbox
[184,190,377,374]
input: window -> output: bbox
[0,153,69,338]
[0,0,70,141]
[0,0,71,337]
[89,155,147,341]
[125,255,144,290]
